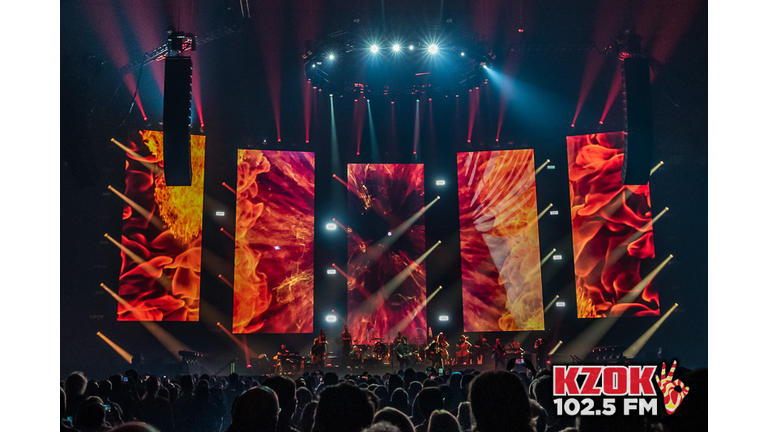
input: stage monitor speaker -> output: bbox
[621,56,653,185]
[163,56,193,186]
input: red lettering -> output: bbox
[629,366,656,396]
[602,366,627,395]
[580,367,602,396]
[554,366,580,395]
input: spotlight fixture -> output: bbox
[325,315,337,323]
[370,44,380,54]
[438,315,449,322]
[215,211,225,217]
[460,52,465,56]
[428,44,439,54]
[435,180,446,186]
[327,269,337,275]
[326,223,337,230]
[328,54,335,60]
[408,45,415,51]
[392,44,401,52]
[556,301,566,308]
[553,254,563,261]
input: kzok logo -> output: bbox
[553,365,656,397]
[552,362,689,417]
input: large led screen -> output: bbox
[118,130,205,321]
[457,150,545,332]
[567,132,659,318]
[347,164,426,344]
[234,150,315,333]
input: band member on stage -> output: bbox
[534,338,549,369]
[509,340,524,358]
[455,335,471,366]
[275,344,296,374]
[472,334,490,365]
[492,338,506,371]
[427,336,444,370]
[437,332,449,354]
[395,336,412,370]
[319,329,329,358]
[311,338,325,369]
[365,321,377,345]
[341,326,353,366]
[394,331,404,345]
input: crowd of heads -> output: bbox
[60,364,707,432]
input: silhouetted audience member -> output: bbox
[406,382,422,409]
[65,371,89,418]
[469,371,534,432]
[530,374,574,432]
[457,401,473,432]
[263,375,299,432]
[427,410,460,432]
[136,376,174,432]
[107,422,161,432]
[372,407,415,432]
[414,387,444,432]
[362,423,400,432]
[388,374,404,395]
[298,401,318,432]
[389,388,410,416]
[312,383,374,432]
[175,379,223,432]
[74,396,109,432]
[529,400,547,432]
[226,386,280,432]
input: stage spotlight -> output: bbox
[325,315,338,323]
[328,54,335,60]
[438,315,449,322]
[547,165,556,170]
[392,44,401,52]
[274,246,281,250]
[326,223,337,230]
[327,268,337,275]
[387,231,392,237]
[215,211,225,217]
[435,180,446,186]
[408,45,415,51]
[553,254,563,261]
[460,52,465,56]
[428,44,439,54]
[556,301,566,308]
[550,210,559,215]
[370,44,380,54]
[483,64,488,69]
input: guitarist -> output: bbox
[310,338,325,370]
[395,336,412,370]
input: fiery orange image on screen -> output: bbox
[567,132,659,318]
[118,130,205,321]
[457,150,545,332]
[347,164,427,345]
[234,150,315,333]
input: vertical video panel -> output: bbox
[567,132,659,318]
[457,150,545,332]
[234,150,315,333]
[118,130,205,321]
[347,164,427,345]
